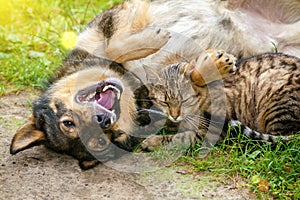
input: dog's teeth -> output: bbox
[103,85,115,92]
[87,93,94,101]
[103,85,109,92]
[116,90,121,99]
[103,85,121,99]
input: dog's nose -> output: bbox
[95,114,111,129]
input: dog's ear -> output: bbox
[10,115,46,154]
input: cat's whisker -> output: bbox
[185,115,209,124]
[185,116,210,129]
[137,108,165,116]
[185,115,223,131]
[185,114,223,127]
[186,118,209,130]
[184,118,200,129]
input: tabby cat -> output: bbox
[141,50,300,151]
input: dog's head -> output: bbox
[10,66,142,169]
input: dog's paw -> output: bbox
[147,28,171,47]
[106,27,170,63]
[205,49,237,77]
[189,49,237,86]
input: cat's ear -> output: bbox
[143,65,161,84]
[10,115,46,155]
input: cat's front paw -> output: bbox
[206,49,237,77]
[141,135,165,152]
[171,131,196,147]
[141,131,196,152]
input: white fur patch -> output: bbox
[76,28,108,59]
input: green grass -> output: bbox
[183,131,300,199]
[0,0,122,95]
[1,0,299,199]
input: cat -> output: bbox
[141,50,300,151]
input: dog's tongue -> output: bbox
[97,90,116,109]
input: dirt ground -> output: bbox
[0,91,257,200]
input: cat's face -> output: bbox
[145,64,199,124]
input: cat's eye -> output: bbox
[164,95,170,102]
[153,95,169,106]
[182,96,197,105]
[157,98,168,106]
[160,101,169,106]
[153,97,168,106]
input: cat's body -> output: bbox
[225,53,300,137]
[142,52,300,150]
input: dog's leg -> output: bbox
[186,49,237,86]
[106,28,170,63]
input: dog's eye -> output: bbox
[98,138,107,146]
[63,120,76,128]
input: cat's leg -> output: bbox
[141,130,198,152]
[188,49,237,86]
[106,28,171,63]
[141,125,226,152]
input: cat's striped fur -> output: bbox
[225,53,300,142]
[142,52,300,150]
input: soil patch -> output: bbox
[0,91,256,199]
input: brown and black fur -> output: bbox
[141,52,300,150]
[10,56,155,170]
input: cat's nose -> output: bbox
[169,115,182,123]
[169,109,181,121]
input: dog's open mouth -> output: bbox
[75,78,124,127]
[94,81,122,110]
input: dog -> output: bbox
[10,0,300,169]
[73,0,300,69]
[10,55,163,169]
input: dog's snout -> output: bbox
[95,114,111,128]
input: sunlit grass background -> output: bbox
[0,0,122,95]
[1,0,299,199]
